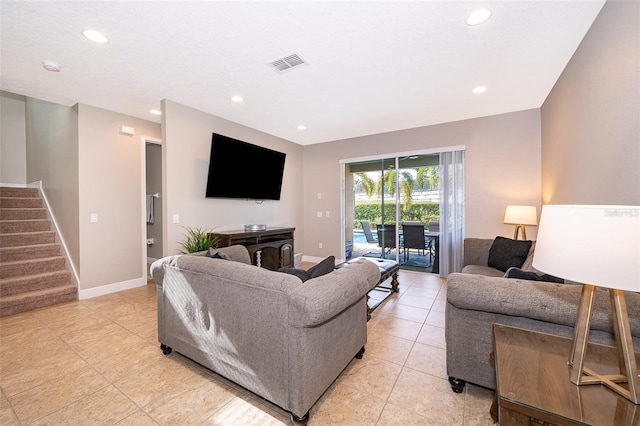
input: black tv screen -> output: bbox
[205,133,286,200]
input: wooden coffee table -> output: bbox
[337,257,399,320]
[493,324,640,425]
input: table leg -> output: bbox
[391,272,399,293]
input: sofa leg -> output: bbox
[290,411,309,425]
[448,376,466,393]
[160,343,172,355]
[355,346,365,359]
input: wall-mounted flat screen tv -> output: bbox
[205,133,286,200]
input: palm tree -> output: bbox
[354,172,376,197]
[416,166,439,190]
[378,169,415,210]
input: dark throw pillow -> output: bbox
[504,267,565,283]
[278,267,311,282]
[307,256,336,279]
[205,248,231,260]
[278,256,336,282]
[488,236,532,272]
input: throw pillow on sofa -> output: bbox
[488,236,532,272]
[278,256,336,282]
[504,267,564,283]
[205,248,231,260]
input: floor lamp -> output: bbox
[504,205,537,240]
[533,205,640,404]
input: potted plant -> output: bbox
[179,226,220,254]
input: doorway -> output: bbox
[144,138,162,279]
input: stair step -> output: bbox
[0,208,47,220]
[0,231,56,247]
[0,187,39,198]
[0,197,43,209]
[0,270,72,297]
[0,285,78,317]
[0,219,51,234]
[0,243,61,262]
[0,256,66,279]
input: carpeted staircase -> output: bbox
[0,186,77,316]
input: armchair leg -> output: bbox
[355,346,365,359]
[291,412,309,425]
[448,376,466,393]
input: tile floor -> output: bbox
[0,270,494,425]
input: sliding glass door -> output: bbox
[342,153,444,272]
[345,157,400,264]
[342,147,466,276]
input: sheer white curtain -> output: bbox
[439,150,465,276]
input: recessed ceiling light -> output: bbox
[231,96,243,103]
[150,109,161,115]
[467,9,492,26]
[297,125,307,131]
[82,30,109,44]
[42,60,61,72]
[472,86,487,94]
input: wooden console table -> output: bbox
[210,227,294,271]
[493,324,639,426]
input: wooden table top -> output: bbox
[494,324,640,426]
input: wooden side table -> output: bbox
[493,324,640,426]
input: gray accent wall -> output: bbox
[1,91,27,184]
[25,97,80,273]
[541,0,640,205]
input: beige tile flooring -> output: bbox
[0,270,494,425]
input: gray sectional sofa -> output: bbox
[445,238,640,392]
[150,245,381,424]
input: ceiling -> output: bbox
[1,1,605,146]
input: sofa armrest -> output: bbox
[288,259,381,328]
[463,238,493,267]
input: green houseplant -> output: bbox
[179,226,220,254]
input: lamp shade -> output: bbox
[533,205,640,292]
[504,205,538,226]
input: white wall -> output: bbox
[162,100,304,256]
[0,92,27,184]
[302,109,542,259]
[77,104,161,293]
[25,97,80,272]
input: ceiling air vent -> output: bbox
[268,53,308,73]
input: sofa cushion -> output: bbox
[488,237,532,272]
[461,264,505,277]
[504,267,564,283]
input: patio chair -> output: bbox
[426,220,440,263]
[376,224,397,255]
[402,223,427,263]
[361,220,378,244]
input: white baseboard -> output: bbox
[301,255,328,265]
[79,277,147,300]
[0,182,28,187]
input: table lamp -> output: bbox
[533,205,640,404]
[503,205,537,240]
